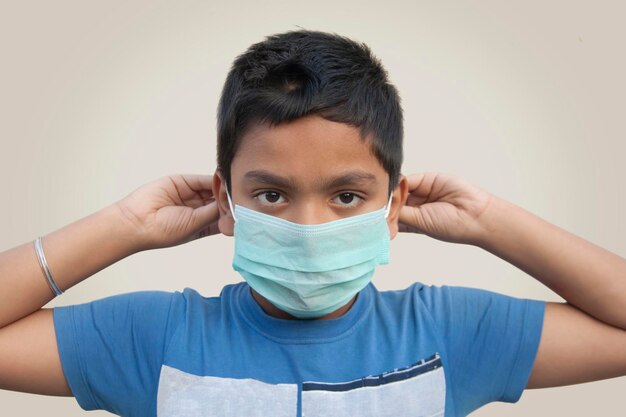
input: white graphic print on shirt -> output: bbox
[156,352,444,417]
[302,353,444,417]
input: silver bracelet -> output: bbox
[34,236,63,296]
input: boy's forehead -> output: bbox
[231,115,388,188]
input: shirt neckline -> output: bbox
[236,281,373,343]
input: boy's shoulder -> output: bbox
[173,280,540,315]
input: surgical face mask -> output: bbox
[226,186,393,319]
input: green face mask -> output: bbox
[226,187,392,319]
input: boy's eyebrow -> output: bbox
[323,171,378,188]
[244,170,297,190]
[244,169,378,190]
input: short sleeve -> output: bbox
[418,284,545,415]
[53,290,182,416]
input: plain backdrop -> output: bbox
[1,0,625,415]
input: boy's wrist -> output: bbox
[473,195,519,251]
[106,203,151,254]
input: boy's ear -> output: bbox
[387,175,409,240]
[212,169,235,237]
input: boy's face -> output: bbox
[213,114,408,239]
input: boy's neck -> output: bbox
[249,288,357,320]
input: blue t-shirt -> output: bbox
[53,281,545,417]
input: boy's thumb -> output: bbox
[190,201,220,230]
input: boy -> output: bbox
[0,29,625,416]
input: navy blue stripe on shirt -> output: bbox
[302,352,442,392]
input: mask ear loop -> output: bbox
[384,193,393,219]
[225,185,238,222]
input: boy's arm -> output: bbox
[0,204,141,396]
[0,174,218,397]
[475,195,626,388]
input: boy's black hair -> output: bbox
[216,29,403,196]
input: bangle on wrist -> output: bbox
[34,236,64,297]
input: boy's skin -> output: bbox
[0,113,625,400]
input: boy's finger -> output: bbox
[405,172,437,196]
[179,174,215,193]
[190,201,220,233]
[398,222,422,234]
[168,174,215,202]
[398,206,426,233]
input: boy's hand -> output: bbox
[114,174,220,251]
[398,172,493,245]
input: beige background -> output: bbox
[1,0,625,415]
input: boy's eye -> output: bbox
[332,193,363,208]
[255,191,286,206]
